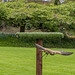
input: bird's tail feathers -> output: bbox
[59,51,73,55]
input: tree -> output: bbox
[0,3,7,30]
[1,1,75,32]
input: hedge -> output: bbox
[16,32,64,40]
[0,33,75,48]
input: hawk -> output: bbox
[35,44,73,56]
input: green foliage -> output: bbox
[25,20,33,30]
[0,33,75,48]
[16,32,64,40]
[26,2,75,32]
[4,2,25,9]
[0,1,75,32]
[0,3,7,26]
[48,2,75,32]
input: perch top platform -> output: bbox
[16,32,64,39]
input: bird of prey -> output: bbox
[35,44,73,56]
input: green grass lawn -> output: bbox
[0,47,75,75]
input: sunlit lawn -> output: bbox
[0,47,75,75]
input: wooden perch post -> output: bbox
[16,32,64,75]
[36,39,42,75]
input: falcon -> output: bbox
[35,44,73,56]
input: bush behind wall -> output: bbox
[0,33,75,48]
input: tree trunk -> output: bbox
[54,0,61,5]
[20,24,25,32]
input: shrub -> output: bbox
[0,3,7,26]
[16,32,64,40]
[0,33,75,48]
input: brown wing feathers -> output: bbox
[35,44,73,56]
[58,51,73,55]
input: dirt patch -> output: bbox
[0,26,42,33]
[0,26,20,33]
